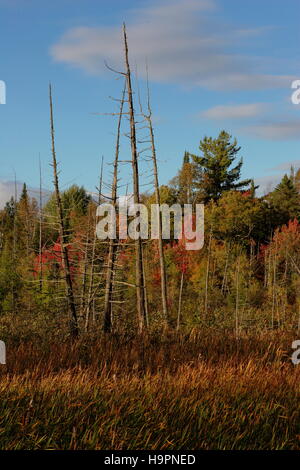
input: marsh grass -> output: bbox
[0,329,299,450]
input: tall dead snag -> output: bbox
[85,156,104,331]
[81,214,90,319]
[12,172,17,315]
[141,68,169,327]
[177,270,184,331]
[98,156,104,205]
[204,225,213,318]
[38,155,43,292]
[221,241,230,295]
[235,255,240,339]
[103,83,126,332]
[49,84,79,338]
[123,23,147,332]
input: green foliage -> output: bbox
[268,174,300,226]
[43,184,92,241]
[44,185,91,220]
[191,130,252,203]
[169,151,200,205]
[206,190,269,245]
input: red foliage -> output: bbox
[166,239,191,274]
[33,237,82,279]
[260,219,300,259]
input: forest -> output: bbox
[0,25,300,451]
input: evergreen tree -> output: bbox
[17,183,38,255]
[269,174,300,226]
[191,130,252,203]
[294,168,300,193]
[19,183,28,204]
[169,151,200,205]
[44,185,92,243]
[250,179,259,198]
[3,197,16,228]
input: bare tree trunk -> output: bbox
[49,84,79,338]
[177,270,184,331]
[80,214,90,319]
[38,155,43,292]
[12,172,17,315]
[143,69,169,328]
[271,243,277,330]
[142,243,149,327]
[235,255,240,339]
[85,156,104,330]
[263,248,267,288]
[98,156,104,205]
[103,83,125,332]
[221,241,230,294]
[204,226,213,318]
[123,23,147,332]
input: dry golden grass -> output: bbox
[0,330,299,450]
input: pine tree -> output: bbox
[269,174,300,226]
[191,130,252,203]
[19,183,28,204]
[294,168,300,193]
[170,151,199,205]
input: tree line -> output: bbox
[1,25,300,338]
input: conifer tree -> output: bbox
[191,130,252,203]
[269,174,300,226]
[170,151,199,205]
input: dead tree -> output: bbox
[204,225,213,318]
[85,157,104,331]
[137,64,169,327]
[38,155,43,292]
[12,172,17,315]
[80,214,90,319]
[221,241,230,295]
[49,84,79,338]
[103,83,126,332]
[123,23,147,332]
[235,255,240,339]
[177,270,184,331]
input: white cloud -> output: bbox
[50,0,294,91]
[0,181,21,209]
[201,103,268,120]
[0,181,51,209]
[197,74,295,91]
[269,160,300,173]
[254,174,280,196]
[254,159,300,195]
[242,121,300,141]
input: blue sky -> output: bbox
[0,0,299,206]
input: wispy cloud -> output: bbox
[201,103,268,120]
[50,0,295,91]
[269,160,300,172]
[254,174,281,196]
[0,181,51,209]
[197,74,295,91]
[0,181,23,209]
[242,120,300,141]
[254,159,300,195]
